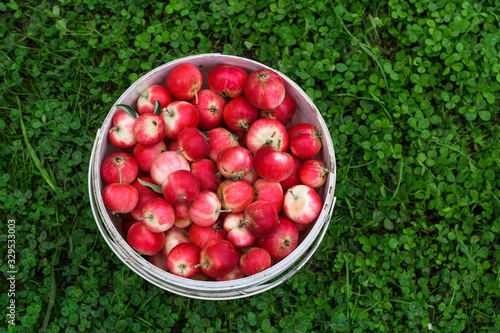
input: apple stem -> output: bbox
[219,209,232,213]
[241,122,249,130]
[163,108,174,117]
[194,90,199,104]
[179,194,186,203]
[118,169,122,184]
[176,149,184,155]
[109,128,118,133]
[240,219,249,227]
[137,215,152,221]
[277,138,282,151]
[288,189,297,200]
[194,261,207,269]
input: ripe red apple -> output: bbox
[149,252,169,271]
[244,200,279,238]
[242,167,259,185]
[189,89,226,130]
[174,204,193,228]
[216,249,245,281]
[253,178,284,213]
[167,243,201,278]
[207,64,248,98]
[243,69,285,110]
[299,159,329,188]
[239,247,271,276]
[177,127,209,162]
[161,101,200,140]
[245,118,289,154]
[101,152,138,184]
[137,85,173,115]
[150,151,190,185]
[189,220,226,249]
[161,170,200,206]
[161,226,190,257]
[133,113,166,145]
[127,222,165,256]
[223,96,258,132]
[108,110,137,149]
[218,180,255,214]
[189,191,228,227]
[258,94,296,126]
[103,183,139,214]
[284,185,322,224]
[130,177,162,220]
[133,141,167,173]
[223,213,256,249]
[253,145,294,182]
[216,146,253,180]
[280,155,303,192]
[197,239,239,278]
[165,63,203,101]
[207,127,239,162]
[140,198,175,233]
[257,217,298,259]
[289,123,323,159]
[191,159,220,192]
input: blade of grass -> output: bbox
[17,96,57,192]
[390,156,404,201]
[40,271,56,332]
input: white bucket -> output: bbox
[88,54,337,300]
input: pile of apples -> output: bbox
[100,63,330,281]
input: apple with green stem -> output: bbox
[195,239,239,279]
[139,198,175,233]
[160,101,200,140]
[216,146,253,180]
[208,64,248,98]
[137,85,172,115]
[101,151,138,184]
[161,170,200,206]
[223,213,256,249]
[239,247,271,276]
[257,216,298,259]
[243,69,285,110]
[167,243,201,278]
[244,200,279,238]
[253,145,294,182]
[108,109,137,149]
[189,191,230,227]
[189,89,226,130]
[166,63,203,102]
[284,185,322,224]
[217,180,255,214]
[127,222,165,256]
[298,159,330,188]
[289,123,323,160]
[223,96,258,132]
[245,118,289,154]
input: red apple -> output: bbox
[137,85,173,115]
[197,239,239,278]
[150,151,190,185]
[244,200,279,238]
[207,64,248,98]
[191,159,220,192]
[167,243,201,278]
[284,185,322,224]
[189,191,227,227]
[242,167,259,185]
[174,204,193,229]
[289,123,322,160]
[189,89,226,130]
[103,183,139,214]
[239,247,271,276]
[101,152,138,184]
[218,180,255,214]
[133,113,166,145]
[253,145,294,182]
[280,155,303,192]
[149,252,169,271]
[257,217,298,259]
[223,213,256,249]
[161,170,200,206]
[223,96,258,132]
[130,177,162,220]
[299,159,329,188]
[253,178,284,213]
[216,249,245,281]
[207,127,239,162]
[258,94,296,126]
[216,146,253,180]
[121,214,137,236]
[161,101,200,140]
[245,118,289,154]
[127,222,165,256]
[189,220,226,249]
[108,110,137,149]
[165,63,203,101]
[243,69,285,110]
[133,141,167,173]
[140,198,175,233]
[177,127,209,162]
[161,226,190,258]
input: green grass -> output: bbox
[1,0,500,332]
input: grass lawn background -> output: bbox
[1,0,499,331]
